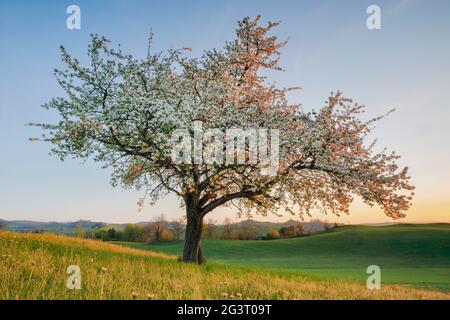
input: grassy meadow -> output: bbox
[1,228,449,300]
[121,224,450,292]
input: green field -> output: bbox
[121,224,450,292]
[2,230,449,300]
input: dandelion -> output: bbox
[99,268,107,300]
[147,293,157,300]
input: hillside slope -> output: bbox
[124,224,450,292]
[1,230,448,300]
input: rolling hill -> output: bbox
[122,224,450,292]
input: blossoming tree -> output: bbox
[33,17,414,263]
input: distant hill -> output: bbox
[1,219,111,235]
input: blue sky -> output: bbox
[1,0,449,223]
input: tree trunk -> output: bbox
[182,195,204,264]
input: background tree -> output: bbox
[33,16,414,264]
[160,228,174,241]
[295,223,306,237]
[75,226,85,238]
[94,229,104,240]
[141,223,153,242]
[84,230,94,239]
[237,223,258,240]
[171,216,185,241]
[32,228,45,234]
[123,224,142,242]
[279,226,295,238]
[152,214,167,242]
[204,218,217,239]
[305,219,329,234]
[106,227,117,240]
[222,218,234,240]
[266,229,280,240]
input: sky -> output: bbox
[0,0,449,224]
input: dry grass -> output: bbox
[0,231,448,300]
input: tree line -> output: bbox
[77,215,184,242]
[76,216,336,243]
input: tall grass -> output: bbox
[0,231,448,300]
